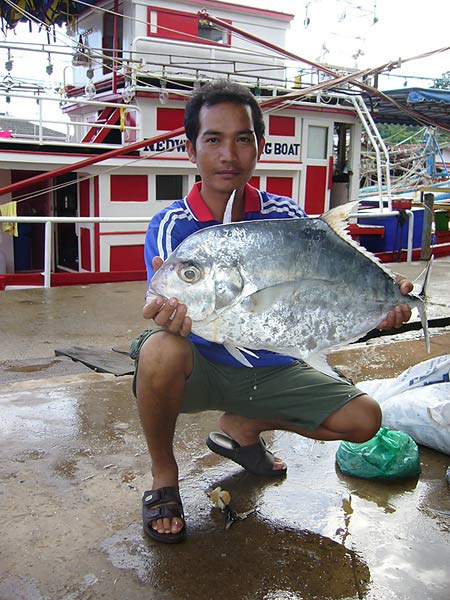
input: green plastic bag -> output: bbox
[336,427,421,480]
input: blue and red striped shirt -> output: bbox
[145,182,307,367]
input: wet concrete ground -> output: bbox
[1,258,449,600]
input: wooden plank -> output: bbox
[54,346,134,376]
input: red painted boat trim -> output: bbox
[186,0,293,20]
[348,224,384,238]
[375,243,450,263]
[0,270,146,291]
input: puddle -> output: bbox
[101,522,370,600]
[0,389,80,442]
[5,359,61,373]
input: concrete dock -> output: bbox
[1,258,449,600]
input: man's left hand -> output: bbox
[377,274,413,330]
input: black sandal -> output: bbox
[206,432,287,477]
[142,486,187,544]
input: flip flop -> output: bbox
[142,486,187,544]
[206,432,287,477]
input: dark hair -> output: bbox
[184,79,265,148]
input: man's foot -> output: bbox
[142,486,186,544]
[207,432,287,477]
[218,413,287,473]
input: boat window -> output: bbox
[146,7,231,46]
[307,125,328,159]
[198,21,227,44]
[156,175,186,201]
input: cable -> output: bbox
[1,2,291,101]
[10,138,186,205]
[3,0,450,128]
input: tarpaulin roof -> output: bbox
[0,1,98,30]
[407,88,450,105]
[363,87,450,128]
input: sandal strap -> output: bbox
[142,486,181,508]
[142,486,184,523]
[145,503,184,522]
[233,438,276,470]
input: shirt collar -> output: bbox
[186,181,261,222]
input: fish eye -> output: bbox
[178,263,202,284]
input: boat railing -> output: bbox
[0,208,417,292]
[349,94,392,209]
[0,91,140,147]
[0,216,151,289]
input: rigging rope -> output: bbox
[2,0,450,201]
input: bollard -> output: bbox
[420,193,434,261]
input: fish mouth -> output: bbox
[145,288,168,305]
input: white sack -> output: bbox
[357,355,450,455]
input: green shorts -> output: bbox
[130,329,364,431]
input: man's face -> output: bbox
[186,102,265,198]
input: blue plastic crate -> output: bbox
[358,206,424,253]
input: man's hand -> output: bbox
[377,274,413,330]
[143,256,192,337]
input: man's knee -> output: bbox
[347,395,382,443]
[323,394,382,443]
[138,331,193,380]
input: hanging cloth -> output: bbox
[0,201,18,236]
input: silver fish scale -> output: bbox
[149,217,424,360]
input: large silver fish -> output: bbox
[147,204,430,369]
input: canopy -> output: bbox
[407,88,450,105]
[363,87,450,128]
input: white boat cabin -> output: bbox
[0,0,362,285]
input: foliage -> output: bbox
[376,124,450,147]
[433,71,450,90]
[376,124,422,145]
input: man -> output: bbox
[132,80,412,544]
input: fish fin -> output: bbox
[223,189,236,224]
[236,346,260,359]
[304,352,345,381]
[416,258,432,353]
[223,342,255,367]
[320,201,359,238]
[322,202,372,254]
[243,280,333,313]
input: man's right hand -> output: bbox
[142,256,192,337]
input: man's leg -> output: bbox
[218,393,381,448]
[135,331,193,537]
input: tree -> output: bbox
[376,124,422,145]
[433,71,450,89]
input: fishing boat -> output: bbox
[0,0,449,290]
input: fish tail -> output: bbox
[416,258,433,353]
